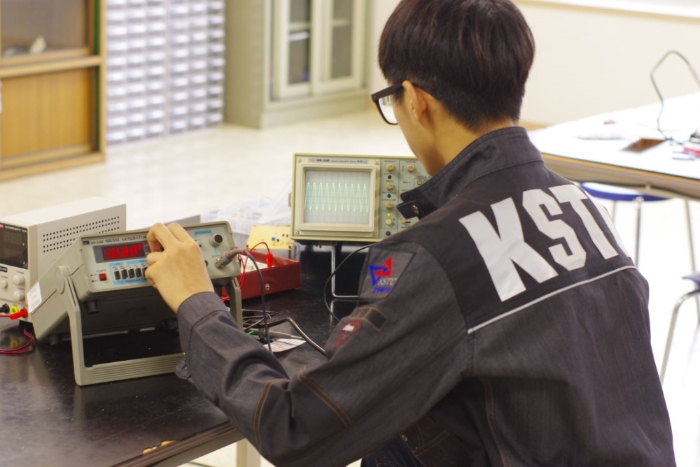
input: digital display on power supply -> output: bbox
[93,242,149,263]
[0,224,28,269]
[303,169,372,225]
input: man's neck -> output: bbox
[435,118,516,168]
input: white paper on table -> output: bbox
[270,338,306,353]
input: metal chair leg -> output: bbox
[686,200,696,273]
[634,197,642,266]
[684,200,700,322]
[660,289,700,383]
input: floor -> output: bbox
[2,110,699,466]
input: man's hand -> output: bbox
[145,223,214,312]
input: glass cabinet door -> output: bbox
[1,0,91,64]
[328,0,353,80]
[273,0,313,99]
[316,0,364,94]
[272,0,365,101]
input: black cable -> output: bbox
[650,51,700,142]
[247,317,327,357]
[323,245,372,321]
[235,250,271,352]
[277,318,327,357]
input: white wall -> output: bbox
[517,1,700,125]
[368,0,700,126]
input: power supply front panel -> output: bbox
[0,199,126,312]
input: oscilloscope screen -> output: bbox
[303,169,372,226]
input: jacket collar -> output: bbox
[397,127,542,219]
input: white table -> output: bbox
[530,94,700,200]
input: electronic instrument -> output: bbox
[27,221,242,386]
[0,198,126,313]
[291,153,429,243]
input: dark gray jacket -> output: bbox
[177,127,675,466]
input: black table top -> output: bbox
[0,246,365,467]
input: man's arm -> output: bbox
[176,241,470,467]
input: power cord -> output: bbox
[218,248,271,352]
[650,50,700,142]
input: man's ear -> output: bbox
[402,80,431,124]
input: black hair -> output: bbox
[379,0,535,131]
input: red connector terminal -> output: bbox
[266,252,273,268]
[10,309,28,320]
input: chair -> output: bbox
[580,182,682,266]
[660,272,700,382]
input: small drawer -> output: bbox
[127,113,147,125]
[191,87,208,99]
[170,119,189,131]
[107,115,128,128]
[190,74,207,85]
[128,98,148,110]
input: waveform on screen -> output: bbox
[304,182,370,213]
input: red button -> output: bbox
[99,273,107,281]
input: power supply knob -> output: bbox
[0,280,7,289]
[385,182,395,191]
[385,219,394,226]
[407,164,415,172]
[13,291,25,302]
[386,164,395,172]
[209,234,223,247]
[385,201,394,209]
[12,275,25,286]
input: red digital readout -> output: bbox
[102,243,145,261]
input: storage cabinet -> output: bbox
[273,0,365,99]
[0,0,104,181]
[226,0,369,128]
[105,0,225,146]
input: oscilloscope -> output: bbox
[291,153,429,243]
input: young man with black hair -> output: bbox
[144,0,676,465]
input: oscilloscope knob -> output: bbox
[0,280,7,289]
[385,201,394,209]
[407,164,415,172]
[385,219,394,226]
[385,182,395,191]
[386,164,395,172]
[12,275,25,286]
[13,290,25,302]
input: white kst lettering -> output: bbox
[550,185,618,260]
[522,189,586,271]
[590,199,631,259]
[460,197,559,302]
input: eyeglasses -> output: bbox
[371,82,440,125]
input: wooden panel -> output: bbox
[1,67,95,158]
[0,152,103,181]
[0,55,101,78]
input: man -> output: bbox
[145,0,676,465]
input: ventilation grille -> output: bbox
[42,217,122,253]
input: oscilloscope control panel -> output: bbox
[291,153,429,243]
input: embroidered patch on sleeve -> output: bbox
[359,249,414,300]
[335,321,362,348]
[353,307,388,331]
